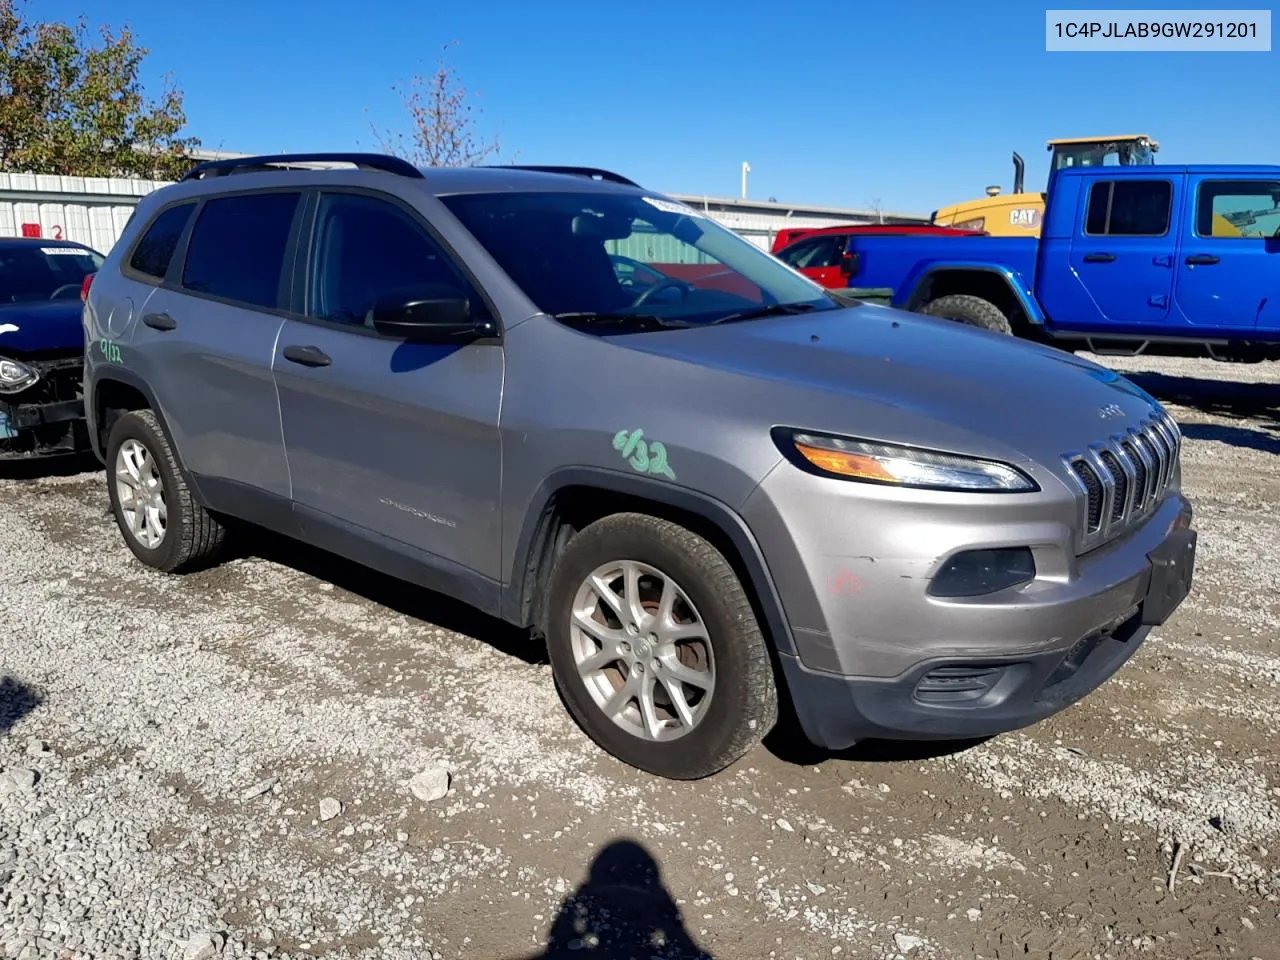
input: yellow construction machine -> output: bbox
[931,134,1160,236]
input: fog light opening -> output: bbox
[929,547,1036,598]
[914,664,1006,704]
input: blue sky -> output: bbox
[38,0,1279,215]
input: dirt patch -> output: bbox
[1,353,1278,959]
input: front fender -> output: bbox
[501,464,798,658]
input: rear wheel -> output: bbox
[920,293,1013,335]
[544,513,778,780]
[105,409,225,572]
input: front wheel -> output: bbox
[920,293,1013,335]
[544,513,778,780]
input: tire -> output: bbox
[920,293,1013,335]
[544,512,778,780]
[105,408,225,573]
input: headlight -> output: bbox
[0,357,39,394]
[777,429,1038,492]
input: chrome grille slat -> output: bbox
[1063,412,1180,554]
[1150,418,1176,489]
[1128,429,1157,511]
[1084,448,1116,538]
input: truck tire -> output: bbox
[920,294,1013,335]
[105,408,226,573]
[543,512,778,780]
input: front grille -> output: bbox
[1064,412,1181,553]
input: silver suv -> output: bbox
[82,153,1198,780]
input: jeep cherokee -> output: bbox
[82,153,1198,780]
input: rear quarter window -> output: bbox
[128,203,196,280]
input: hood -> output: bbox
[0,300,85,355]
[614,303,1164,466]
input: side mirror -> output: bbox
[371,285,484,342]
[838,250,860,278]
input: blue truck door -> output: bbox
[1173,175,1280,333]
[1070,176,1178,329]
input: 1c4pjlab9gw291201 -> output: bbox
[81,153,1196,780]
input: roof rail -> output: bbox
[181,152,425,182]
[481,165,641,188]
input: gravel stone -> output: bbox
[0,767,37,795]
[319,797,342,821]
[894,932,926,952]
[238,777,278,803]
[408,766,450,802]
[182,931,221,959]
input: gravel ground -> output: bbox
[1,352,1278,960]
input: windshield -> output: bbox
[1051,140,1156,171]
[0,245,103,305]
[438,191,840,326]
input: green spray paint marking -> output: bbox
[613,429,676,481]
[99,340,122,364]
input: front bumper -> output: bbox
[0,356,89,460]
[0,396,89,458]
[777,507,1196,749]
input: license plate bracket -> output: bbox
[1141,528,1197,626]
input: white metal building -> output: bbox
[666,194,929,249]
[0,156,928,254]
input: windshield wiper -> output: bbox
[552,312,692,331]
[707,301,821,325]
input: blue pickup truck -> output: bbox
[846,164,1280,362]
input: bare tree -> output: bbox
[369,41,506,167]
[866,197,886,224]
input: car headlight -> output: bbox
[777,428,1038,492]
[0,357,39,394]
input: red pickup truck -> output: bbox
[772,224,986,289]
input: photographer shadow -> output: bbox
[509,838,713,960]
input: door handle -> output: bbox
[1082,253,1116,263]
[1185,254,1220,265]
[282,344,332,368]
[142,311,177,331]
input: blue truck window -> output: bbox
[1084,180,1172,237]
[1195,180,1280,239]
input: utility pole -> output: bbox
[741,161,751,199]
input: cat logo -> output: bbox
[1009,208,1041,228]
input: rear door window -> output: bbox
[1084,180,1172,236]
[180,192,302,310]
[1195,179,1280,238]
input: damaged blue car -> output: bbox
[0,237,102,460]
